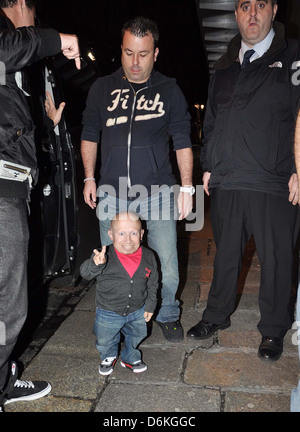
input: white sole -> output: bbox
[120,361,147,373]
[98,367,114,376]
[5,383,52,405]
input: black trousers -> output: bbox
[0,198,29,395]
[203,189,300,338]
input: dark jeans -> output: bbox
[94,306,147,363]
[98,188,180,322]
[0,198,29,390]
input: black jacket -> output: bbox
[0,15,61,199]
[201,22,300,197]
[80,245,158,316]
[81,67,192,195]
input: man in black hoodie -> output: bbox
[81,17,194,343]
[0,0,80,410]
[187,0,300,362]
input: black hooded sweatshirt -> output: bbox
[201,22,300,198]
[81,67,192,196]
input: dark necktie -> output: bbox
[241,49,255,69]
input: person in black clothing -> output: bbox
[80,212,158,375]
[187,0,300,362]
[0,0,80,410]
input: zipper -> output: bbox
[3,163,30,175]
[127,84,136,189]
[126,83,148,189]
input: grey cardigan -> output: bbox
[80,245,158,316]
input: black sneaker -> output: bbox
[4,362,51,405]
[120,360,147,373]
[99,357,118,376]
[157,320,184,342]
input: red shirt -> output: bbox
[115,247,142,278]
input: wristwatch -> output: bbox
[180,186,195,196]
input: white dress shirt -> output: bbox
[239,27,275,64]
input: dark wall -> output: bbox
[36,0,209,110]
[286,0,300,39]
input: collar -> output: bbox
[214,21,286,70]
[239,28,275,64]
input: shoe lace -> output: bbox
[102,357,116,365]
[14,379,35,389]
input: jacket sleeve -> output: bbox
[168,83,192,151]
[288,39,300,173]
[144,252,159,314]
[79,254,107,280]
[200,73,217,173]
[81,78,102,143]
[0,25,61,74]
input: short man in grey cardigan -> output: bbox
[80,212,158,375]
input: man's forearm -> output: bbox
[81,140,98,178]
[176,147,193,185]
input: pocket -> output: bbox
[147,146,158,173]
[130,145,163,185]
[0,124,37,177]
[251,127,279,172]
[101,146,127,178]
[275,121,294,173]
[206,134,225,171]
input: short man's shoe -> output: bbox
[258,336,283,362]
[187,318,231,340]
[99,357,118,376]
[157,320,184,342]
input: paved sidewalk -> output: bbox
[6,202,300,413]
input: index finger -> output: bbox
[74,56,81,70]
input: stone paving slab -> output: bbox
[75,284,96,312]
[178,281,201,310]
[224,391,291,412]
[5,396,93,413]
[41,311,96,357]
[110,346,185,384]
[219,316,298,353]
[5,204,300,413]
[184,349,299,392]
[184,265,202,283]
[20,353,104,400]
[187,252,215,270]
[94,383,220,412]
[219,330,265,350]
